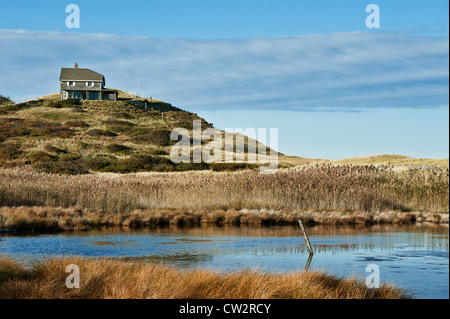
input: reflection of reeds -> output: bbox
[0,206,447,233]
[0,257,407,299]
[0,166,448,214]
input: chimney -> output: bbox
[74,63,78,69]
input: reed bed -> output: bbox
[0,206,447,233]
[0,166,448,215]
[0,257,407,299]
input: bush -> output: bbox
[64,121,89,128]
[100,155,175,173]
[78,142,95,150]
[59,154,82,162]
[29,122,74,138]
[104,119,136,134]
[44,144,67,155]
[33,161,89,175]
[131,128,171,146]
[148,149,168,156]
[79,156,114,171]
[86,129,117,137]
[103,119,135,127]
[46,98,82,109]
[0,118,74,139]
[26,151,57,164]
[0,94,12,105]
[105,144,133,154]
[112,112,136,119]
[0,143,22,161]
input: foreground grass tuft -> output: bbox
[0,258,407,299]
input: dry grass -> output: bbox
[0,96,215,173]
[0,165,447,215]
[0,206,447,233]
[0,257,407,299]
[331,154,449,166]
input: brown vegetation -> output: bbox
[0,206,447,233]
[0,165,447,214]
[0,257,406,299]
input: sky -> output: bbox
[0,0,448,159]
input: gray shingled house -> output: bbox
[60,63,118,101]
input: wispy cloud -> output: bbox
[0,29,448,111]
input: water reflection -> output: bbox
[0,223,448,298]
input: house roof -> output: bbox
[60,68,105,82]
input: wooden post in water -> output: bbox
[304,254,313,272]
[298,219,314,255]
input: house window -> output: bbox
[89,92,99,100]
[86,82,95,87]
[67,82,75,86]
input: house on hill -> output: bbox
[60,63,118,101]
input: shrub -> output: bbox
[104,119,136,134]
[112,112,136,119]
[0,118,31,137]
[79,156,114,171]
[0,143,22,161]
[59,154,82,162]
[26,151,57,164]
[0,99,43,114]
[0,118,75,139]
[78,142,95,150]
[148,149,168,156]
[46,98,82,109]
[29,122,74,138]
[33,161,89,175]
[0,94,12,105]
[101,155,174,173]
[86,129,117,137]
[131,128,171,146]
[44,144,67,155]
[105,144,133,154]
[174,162,210,171]
[64,121,89,128]
[103,119,135,127]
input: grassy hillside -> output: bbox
[1,92,447,173]
[0,92,264,174]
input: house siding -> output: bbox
[60,81,103,92]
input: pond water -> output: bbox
[0,224,448,299]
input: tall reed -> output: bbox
[0,166,448,214]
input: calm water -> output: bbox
[0,224,448,299]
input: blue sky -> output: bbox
[0,1,448,159]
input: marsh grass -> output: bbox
[0,257,407,299]
[0,206,447,234]
[0,165,447,214]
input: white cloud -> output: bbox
[0,29,448,111]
